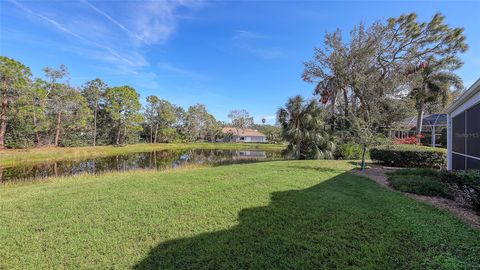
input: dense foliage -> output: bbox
[1,57,278,148]
[388,168,480,211]
[277,96,335,159]
[277,12,467,160]
[441,170,480,210]
[370,145,447,169]
[388,170,451,198]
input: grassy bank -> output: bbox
[1,160,479,269]
[0,143,285,167]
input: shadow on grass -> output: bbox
[133,171,480,269]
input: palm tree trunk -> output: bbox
[416,100,425,145]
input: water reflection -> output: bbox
[0,149,281,182]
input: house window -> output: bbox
[451,102,480,170]
[240,137,245,141]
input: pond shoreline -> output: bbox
[0,143,285,168]
[0,148,283,183]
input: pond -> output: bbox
[0,149,283,182]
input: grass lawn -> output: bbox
[1,160,479,269]
[0,142,285,167]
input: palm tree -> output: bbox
[410,62,463,144]
[277,95,335,159]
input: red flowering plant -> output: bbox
[394,135,424,145]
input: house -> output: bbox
[221,127,267,143]
[447,78,480,170]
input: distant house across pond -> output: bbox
[447,78,480,170]
[222,127,267,143]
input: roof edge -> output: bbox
[447,77,480,114]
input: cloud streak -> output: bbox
[232,29,283,60]
[7,0,83,39]
[81,0,145,43]
[7,0,204,90]
[158,62,209,80]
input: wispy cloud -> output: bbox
[233,30,267,40]
[80,0,145,43]
[232,29,283,60]
[7,0,203,89]
[131,0,203,45]
[7,0,83,40]
[158,62,209,80]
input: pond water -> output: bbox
[0,149,282,182]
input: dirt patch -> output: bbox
[353,165,480,229]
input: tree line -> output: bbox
[278,13,467,159]
[0,58,281,149]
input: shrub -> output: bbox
[388,168,441,178]
[334,142,365,160]
[441,170,480,211]
[394,135,423,145]
[389,175,451,198]
[370,145,446,169]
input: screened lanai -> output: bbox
[392,114,447,147]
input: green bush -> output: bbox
[389,175,451,199]
[334,142,366,160]
[370,145,446,169]
[441,170,480,211]
[388,168,441,178]
[388,168,480,211]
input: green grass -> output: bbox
[1,160,479,269]
[0,142,285,167]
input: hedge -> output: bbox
[370,145,447,169]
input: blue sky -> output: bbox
[1,0,479,124]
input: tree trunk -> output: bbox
[416,100,425,145]
[93,104,97,147]
[0,93,9,149]
[33,110,40,147]
[116,122,122,145]
[361,143,367,171]
[154,122,159,144]
[150,125,153,143]
[343,88,349,117]
[123,125,127,145]
[330,91,336,132]
[54,112,61,146]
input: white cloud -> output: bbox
[158,62,209,80]
[81,0,145,43]
[7,0,203,89]
[232,29,283,60]
[233,30,267,40]
[8,0,83,40]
